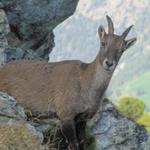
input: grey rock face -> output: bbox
[0,9,9,64]
[0,91,26,121]
[0,0,79,61]
[93,99,150,150]
[0,9,9,35]
[4,46,40,62]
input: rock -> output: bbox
[0,9,9,35]
[0,91,26,121]
[0,122,44,150]
[4,46,40,62]
[144,137,150,150]
[0,9,9,65]
[1,0,79,61]
[92,99,150,150]
[0,92,45,150]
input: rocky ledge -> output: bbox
[0,92,149,150]
[93,99,150,150]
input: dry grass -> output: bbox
[0,123,42,150]
[0,121,96,150]
[44,122,96,150]
[44,124,67,150]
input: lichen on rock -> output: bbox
[0,122,44,150]
[0,92,44,150]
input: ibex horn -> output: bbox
[121,25,133,39]
[106,15,114,34]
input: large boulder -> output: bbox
[0,92,44,150]
[0,0,79,61]
[93,99,150,150]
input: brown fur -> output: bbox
[0,59,109,120]
[0,16,136,150]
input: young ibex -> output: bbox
[0,16,136,150]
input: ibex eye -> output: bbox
[101,42,105,47]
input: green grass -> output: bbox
[114,71,150,111]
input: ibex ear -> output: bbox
[125,37,137,50]
[98,25,106,40]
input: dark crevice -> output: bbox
[10,25,23,40]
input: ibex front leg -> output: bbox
[61,119,79,150]
[76,120,86,150]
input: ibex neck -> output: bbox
[88,51,113,93]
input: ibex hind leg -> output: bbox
[61,119,79,150]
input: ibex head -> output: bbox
[98,15,136,72]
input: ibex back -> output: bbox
[0,16,136,150]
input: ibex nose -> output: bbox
[105,60,113,67]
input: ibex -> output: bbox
[0,16,136,150]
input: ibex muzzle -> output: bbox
[0,16,136,150]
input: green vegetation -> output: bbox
[117,96,145,121]
[138,112,150,133]
[117,96,150,133]
[112,71,150,112]
[44,120,96,150]
[85,123,96,150]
